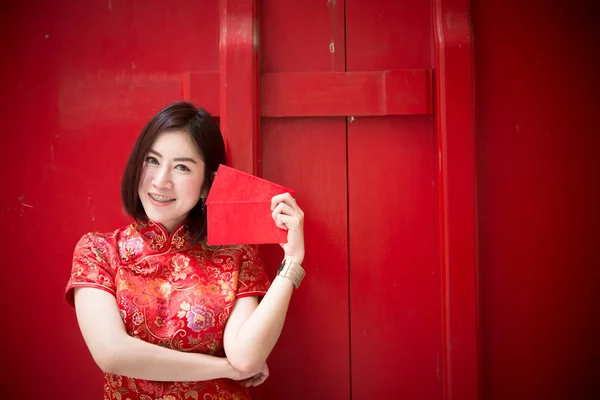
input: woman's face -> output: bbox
[138,130,206,233]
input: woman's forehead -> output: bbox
[152,130,201,159]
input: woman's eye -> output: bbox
[145,156,159,165]
[175,164,191,172]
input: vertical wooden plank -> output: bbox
[260,118,350,399]
[220,0,259,174]
[433,0,479,399]
[346,0,442,398]
[348,116,442,399]
[258,1,350,398]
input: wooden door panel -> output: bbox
[348,116,442,399]
[345,0,432,70]
[259,117,351,399]
[260,0,345,73]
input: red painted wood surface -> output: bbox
[260,118,351,399]
[14,0,594,399]
[219,0,259,174]
[348,116,442,399]
[260,0,346,73]
[1,1,220,398]
[346,0,432,70]
[257,1,350,398]
[345,1,447,399]
[473,0,600,398]
[433,1,479,399]
[188,72,220,116]
[261,70,430,117]
[190,70,430,117]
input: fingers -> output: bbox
[260,362,270,379]
[270,192,300,212]
[274,214,286,230]
[242,363,270,387]
[272,202,300,228]
[271,201,295,219]
[243,372,269,387]
[274,211,304,231]
[253,373,268,386]
[271,194,304,231]
[244,375,258,387]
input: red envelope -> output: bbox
[205,164,293,245]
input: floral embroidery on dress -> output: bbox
[171,254,192,282]
[183,303,216,332]
[119,236,144,260]
[65,221,270,400]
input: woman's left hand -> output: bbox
[271,193,305,265]
[242,362,270,387]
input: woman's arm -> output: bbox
[74,287,257,382]
[224,193,305,373]
[223,277,295,373]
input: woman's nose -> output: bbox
[151,167,173,190]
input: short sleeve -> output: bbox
[236,245,271,298]
[65,232,118,306]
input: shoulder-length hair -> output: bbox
[121,101,226,243]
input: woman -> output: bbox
[65,101,306,399]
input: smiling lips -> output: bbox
[148,193,176,206]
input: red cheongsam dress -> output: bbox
[65,220,271,400]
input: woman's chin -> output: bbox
[144,212,171,228]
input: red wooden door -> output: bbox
[256,0,440,397]
[223,1,477,398]
[246,1,472,399]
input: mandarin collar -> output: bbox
[134,219,193,252]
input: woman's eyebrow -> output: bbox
[149,149,197,164]
[173,157,197,164]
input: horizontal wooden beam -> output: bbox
[189,70,431,117]
[261,70,430,117]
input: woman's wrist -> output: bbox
[277,259,306,289]
[283,254,304,265]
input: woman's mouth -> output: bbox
[148,193,176,203]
